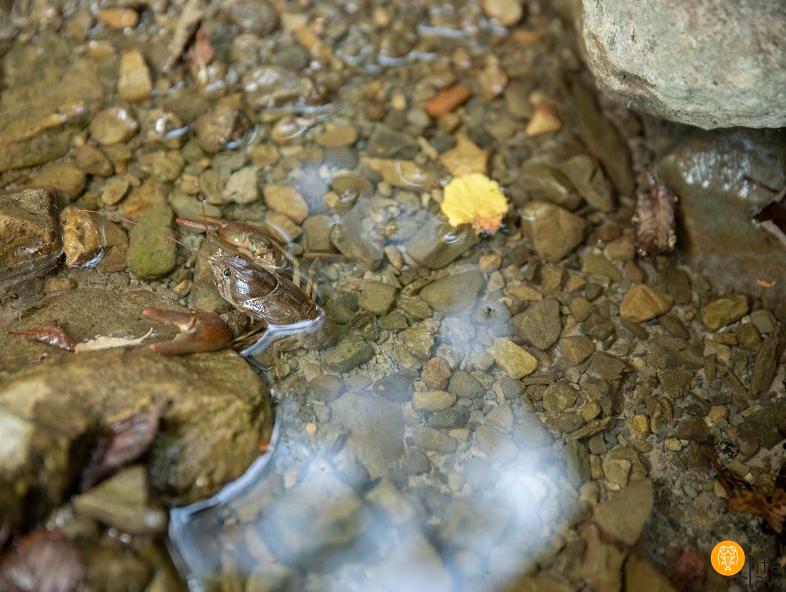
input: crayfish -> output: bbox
[143,215,337,374]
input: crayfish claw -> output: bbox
[142,307,233,355]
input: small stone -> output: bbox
[358,281,398,316]
[657,368,693,397]
[402,326,435,360]
[488,338,538,379]
[303,215,335,253]
[101,177,130,206]
[481,0,523,26]
[72,466,167,534]
[510,298,562,350]
[520,201,587,262]
[222,167,259,204]
[486,404,514,433]
[582,253,622,281]
[603,458,632,487]
[419,270,484,313]
[29,164,86,200]
[701,295,749,330]
[592,478,654,545]
[559,335,595,366]
[413,391,456,412]
[525,103,562,136]
[379,311,408,330]
[118,50,152,103]
[750,309,777,334]
[89,107,138,145]
[316,126,358,147]
[226,1,280,35]
[412,426,457,453]
[74,143,113,177]
[664,438,683,452]
[127,203,176,280]
[631,414,651,438]
[323,335,375,373]
[750,336,779,397]
[264,185,309,222]
[569,296,593,322]
[620,284,673,323]
[309,375,346,402]
[366,124,419,159]
[543,382,578,416]
[448,371,485,398]
[479,253,502,273]
[97,8,138,28]
[421,357,452,390]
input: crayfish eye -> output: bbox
[223,268,232,277]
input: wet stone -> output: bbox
[402,326,435,360]
[559,335,596,366]
[592,478,654,545]
[74,143,113,177]
[332,391,404,478]
[510,298,562,350]
[701,295,749,330]
[420,270,484,313]
[30,163,86,200]
[569,296,593,322]
[488,338,538,379]
[543,382,579,416]
[303,215,335,253]
[620,284,673,323]
[581,313,615,340]
[380,311,408,330]
[674,417,710,441]
[448,371,485,399]
[474,424,519,463]
[412,426,458,453]
[659,313,690,339]
[659,267,693,305]
[587,352,629,380]
[224,167,260,204]
[367,124,419,159]
[560,154,614,212]
[73,465,167,535]
[309,375,346,402]
[118,50,152,103]
[330,200,384,270]
[750,336,779,397]
[421,357,452,390]
[127,203,176,281]
[520,201,588,262]
[413,391,456,412]
[324,335,375,373]
[226,0,279,35]
[358,281,398,315]
[405,217,478,269]
[500,376,523,400]
[264,185,309,223]
[751,309,777,334]
[736,323,761,350]
[583,253,622,281]
[486,403,514,433]
[372,371,415,403]
[657,369,693,398]
[90,106,139,145]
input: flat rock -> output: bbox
[358,281,398,315]
[488,338,538,379]
[419,270,484,313]
[520,201,587,262]
[264,185,308,222]
[701,295,749,330]
[510,298,562,350]
[331,391,405,477]
[581,0,786,128]
[323,335,375,373]
[1,287,272,514]
[592,478,653,545]
[620,284,672,323]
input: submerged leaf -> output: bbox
[0,531,84,592]
[73,328,153,352]
[632,169,677,257]
[441,173,509,235]
[79,404,164,491]
[9,322,76,352]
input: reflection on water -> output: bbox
[169,266,580,591]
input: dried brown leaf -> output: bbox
[79,404,164,491]
[9,322,76,352]
[633,170,677,257]
[0,531,84,592]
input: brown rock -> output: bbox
[620,284,672,323]
[421,357,452,390]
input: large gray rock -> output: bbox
[581,0,786,129]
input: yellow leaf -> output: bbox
[441,173,509,234]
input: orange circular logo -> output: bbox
[711,540,745,576]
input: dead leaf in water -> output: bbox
[9,321,76,352]
[440,173,509,234]
[0,530,84,592]
[79,404,164,491]
[632,169,677,257]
